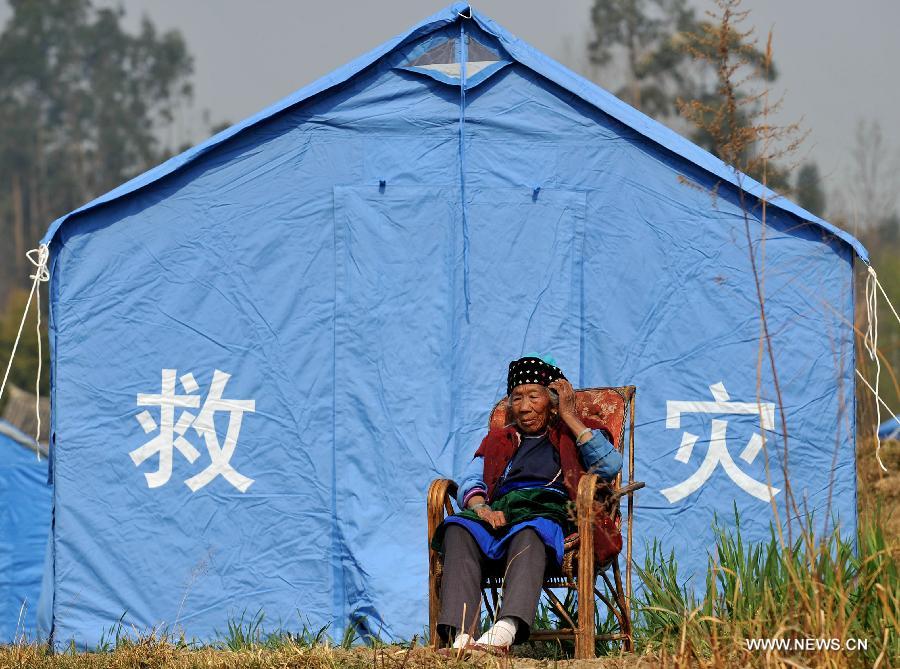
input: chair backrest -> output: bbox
[488,386,634,451]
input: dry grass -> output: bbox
[0,631,891,669]
[858,436,900,543]
[2,440,895,669]
[0,642,652,669]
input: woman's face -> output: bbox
[508,383,553,434]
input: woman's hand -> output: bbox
[550,379,594,444]
[474,505,506,529]
[549,378,577,419]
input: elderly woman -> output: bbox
[433,355,623,651]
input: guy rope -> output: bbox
[0,244,50,459]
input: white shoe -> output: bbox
[475,617,517,648]
[452,632,474,649]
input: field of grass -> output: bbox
[3,438,897,668]
[616,436,898,668]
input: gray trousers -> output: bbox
[437,524,547,643]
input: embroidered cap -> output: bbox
[507,355,566,395]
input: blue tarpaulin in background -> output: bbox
[879,418,900,440]
[0,420,50,642]
[35,3,865,647]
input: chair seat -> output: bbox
[561,532,580,579]
[557,531,616,581]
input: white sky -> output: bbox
[4,1,899,219]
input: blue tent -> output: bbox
[36,3,866,647]
[879,417,900,440]
[0,420,50,643]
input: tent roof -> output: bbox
[40,3,868,263]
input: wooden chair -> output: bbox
[427,386,643,658]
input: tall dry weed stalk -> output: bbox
[677,0,805,544]
[649,1,900,666]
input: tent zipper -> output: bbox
[458,19,471,322]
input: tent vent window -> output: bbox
[398,36,509,88]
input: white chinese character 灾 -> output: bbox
[660,381,779,503]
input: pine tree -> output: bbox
[795,162,826,217]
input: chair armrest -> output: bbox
[606,481,645,502]
[427,478,458,542]
[428,478,458,501]
[576,472,600,540]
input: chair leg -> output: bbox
[482,588,495,623]
[543,587,577,630]
[426,479,456,649]
[575,535,596,658]
[575,475,598,659]
[612,558,632,651]
[429,553,441,648]
[575,571,596,658]
[595,585,625,635]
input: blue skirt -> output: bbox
[442,514,565,566]
[433,487,569,566]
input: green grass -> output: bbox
[216,609,340,651]
[633,507,899,667]
[3,508,896,667]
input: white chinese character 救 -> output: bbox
[130,369,256,492]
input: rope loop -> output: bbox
[26,244,50,283]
